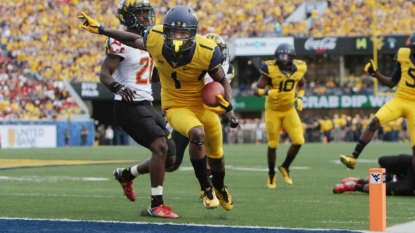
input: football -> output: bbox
[202,81,225,107]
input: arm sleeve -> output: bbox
[259,63,269,76]
[390,62,401,84]
[208,46,222,71]
[143,29,150,51]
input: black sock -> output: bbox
[354,184,363,192]
[190,157,210,190]
[352,140,367,159]
[122,168,135,181]
[151,195,163,208]
[211,169,225,190]
[357,178,366,184]
[268,162,275,175]
[207,168,212,177]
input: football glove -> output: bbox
[267,90,279,99]
[204,94,233,115]
[229,116,239,128]
[78,12,105,34]
[109,82,135,102]
[294,96,303,111]
[364,59,377,76]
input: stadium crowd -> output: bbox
[229,114,409,145]
[0,0,408,120]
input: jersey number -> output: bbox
[278,80,295,92]
[406,68,415,88]
[136,57,154,84]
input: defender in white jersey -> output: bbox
[167,34,234,175]
[99,0,178,219]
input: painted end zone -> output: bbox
[0,218,361,233]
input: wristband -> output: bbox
[258,89,269,96]
[98,25,105,34]
[109,82,121,93]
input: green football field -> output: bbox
[0,142,414,231]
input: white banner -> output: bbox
[233,37,294,56]
[0,125,57,148]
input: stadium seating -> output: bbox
[0,0,410,105]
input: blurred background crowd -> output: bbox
[0,0,409,145]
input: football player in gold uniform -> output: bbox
[340,33,415,172]
[253,43,306,188]
[79,5,238,211]
[167,33,234,174]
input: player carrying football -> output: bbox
[99,0,178,218]
[167,33,234,174]
[340,33,415,174]
[253,43,306,189]
[80,5,239,211]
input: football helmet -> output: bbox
[163,6,199,53]
[409,32,415,54]
[274,43,296,71]
[117,0,155,31]
[204,33,229,65]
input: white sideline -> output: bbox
[361,221,415,233]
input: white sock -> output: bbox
[151,186,163,196]
[130,165,139,176]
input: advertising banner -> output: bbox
[70,82,162,101]
[295,35,409,55]
[0,125,57,148]
[233,94,393,110]
[234,37,294,56]
[70,82,114,100]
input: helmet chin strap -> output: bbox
[173,40,183,52]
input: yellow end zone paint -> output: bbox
[0,159,139,169]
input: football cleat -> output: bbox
[146,204,179,219]
[267,174,276,189]
[113,168,136,202]
[214,186,233,211]
[278,166,293,185]
[342,177,360,184]
[333,181,356,194]
[201,186,219,209]
[199,175,214,201]
[340,155,356,169]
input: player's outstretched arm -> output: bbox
[364,59,396,88]
[79,12,144,50]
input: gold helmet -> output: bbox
[204,33,229,65]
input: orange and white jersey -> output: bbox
[105,37,155,101]
[205,63,234,84]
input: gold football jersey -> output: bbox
[145,25,221,109]
[395,48,415,100]
[260,60,307,111]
